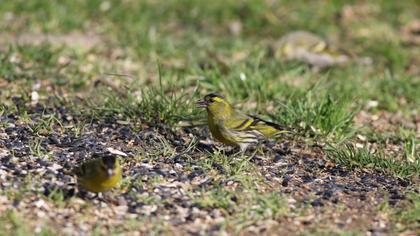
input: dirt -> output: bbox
[0,99,418,235]
[0,32,103,50]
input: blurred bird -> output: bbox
[73,154,122,193]
[274,31,350,69]
[197,93,290,151]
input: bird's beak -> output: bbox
[106,169,115,176]
[196,99,208,108]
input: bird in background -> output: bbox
[274,31,351,69]
[197,93,291,151]
[73,154,122,193]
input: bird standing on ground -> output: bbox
[73,154,122,193]
[197,93,290,151]
[274,31,350,69]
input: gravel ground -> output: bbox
[0,101,417,235]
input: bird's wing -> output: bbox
[246,115,292,137]
[222,112,265,143]
[246,115,286,130]
[308,40,327,53]
[73,160,96,179]
[224,111,255,131]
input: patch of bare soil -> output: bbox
[354,110,419,134]
[0,32,102,50]
[0,100,417,235]
[401,19,420,46]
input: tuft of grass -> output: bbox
[403,138,419,163]
[28,137,46,157]
[275,89,358,142]
[379,192,420,232]
[28,113,64,135]
[0,210,56,236]
[326,144,420,179]
[88,73,201,127]
[194,189,288,222]
[392,192,420,231]
[0,210,33,236]
[299,230,364,236]
[194,188,236,210]
[250,191,288,220]
[226,190,289,233]
[373,72,420,111]
[0,44,91,91]
[199,150,258,177]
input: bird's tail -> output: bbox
[248,115,294,138]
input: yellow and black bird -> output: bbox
[274,31,350,69]
[197,93,290,151]
[73,154,122,193]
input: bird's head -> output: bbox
[196,93,233,117]
[100,155,118,177]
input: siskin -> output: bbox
[73,154,122,193]
[197,93,290,151]
[274,31,350,69]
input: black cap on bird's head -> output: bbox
[102,155,116,168]
[196,93,226,108]
[100,155,118,176]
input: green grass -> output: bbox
[275,89,358,142]
[326,144,420,179]
[373,72,420,111]
[299,230,364,236]
[392,193,420,231]
[376,192,420,232]
[87,74,201,127]
[0,210,56,236]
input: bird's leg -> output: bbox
[96,192,115,205]
[236,145,257,159]
[99,192,115,204]
[77,190,87,199]
[256,144,266,156]
[77,190,98,200]
[225,146,241,156]
[197,141,216,154]
[249,148,260,160]
[239,143,249,153]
